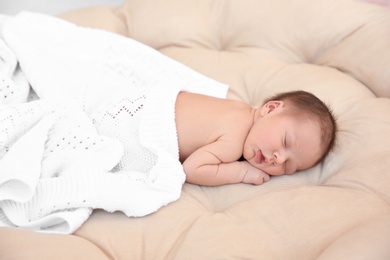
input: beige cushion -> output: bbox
[1,0,390,258]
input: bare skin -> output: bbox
[175,92,322,186]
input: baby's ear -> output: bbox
[260,100,284,115]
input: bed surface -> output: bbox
[1,0,390,259]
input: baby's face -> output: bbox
[243,102,322,176]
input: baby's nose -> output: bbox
[273,151,287,164]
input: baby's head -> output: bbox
[263,90,337,166]
[244,90,337,175]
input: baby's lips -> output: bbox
[255,150,262,164]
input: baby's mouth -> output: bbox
[255,150,265,164]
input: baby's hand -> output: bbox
[240,161,270,185]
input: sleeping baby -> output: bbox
[175,90,337,186]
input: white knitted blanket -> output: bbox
[0,12,227,234]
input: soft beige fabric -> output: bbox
[1,0,390,259]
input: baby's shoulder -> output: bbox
[219,106,253,142]
[224,100,253,127]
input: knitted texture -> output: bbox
[0,12,227,234]
[0,38,29,105]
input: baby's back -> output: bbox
[175,92,253,162]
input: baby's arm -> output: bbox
[183,141,270,186]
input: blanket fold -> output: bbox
[0,12,228,234]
